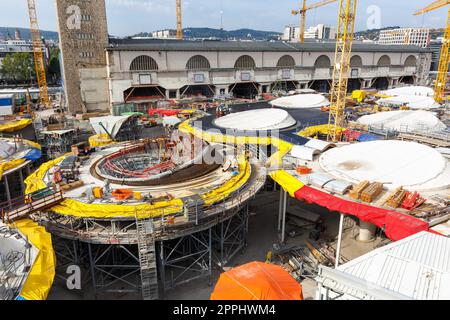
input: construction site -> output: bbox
[0,0,450,302]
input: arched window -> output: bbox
[234,55,256,69]
[314,55,331,68]
[404,55,417,67]
[350,55,363,68]
[377,55,391,67]
[277,55,296,68]
[130,55,159,71]
[186,55,211,70]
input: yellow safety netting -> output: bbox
[297,124,346,138]
[15,219,56,300]
[352,90,366,103]
[0,119,32,133]
[179,122,272,145]
[25,156,65,194]
[89,134,113,148]
[52,198,184,219]
[269,170,304,197]
[0,158,26,179]
[202,155,251,206]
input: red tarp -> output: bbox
[148,109,182,117]
[294,186,430,241]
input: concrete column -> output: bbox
[280,189,287,244]
[165,90,170,100]
[335,214,344,268]
[176,89,181,100]
[357,220,376,242]
[4,175,11,209]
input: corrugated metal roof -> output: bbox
[329,232,450,299]
[108,38,429,53]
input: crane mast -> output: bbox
[292,0,337,43]
[27,0,50,107]
[415,1,450,103]
[176,0,183,40]
[327,0,357,142]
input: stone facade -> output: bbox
[55,0,109,114]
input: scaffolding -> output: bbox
[41,129,77,160]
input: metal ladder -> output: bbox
[135,216,159,300]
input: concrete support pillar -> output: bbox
[357,220,376,242]
[278,188,288,244]
[165,90,170,100]
[335,214,344,268]
[19,169,25,195]
[258,85,263,94]
[176,89,181,100]
[4,175,11,209]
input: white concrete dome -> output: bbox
[214,108,296,131]
[357,110,447,133]
[270,94,330,109]
[319,140,450,191]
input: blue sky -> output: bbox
[0,0,448,36]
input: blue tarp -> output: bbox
[357,133,381,142]
[24,148,42,161]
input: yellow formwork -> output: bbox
[0,119,32,133]
[14,219,56,300]
[297,124,346,138]
[88,134,113,148]
[0,158,26,179]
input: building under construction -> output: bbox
[20,128,267,299]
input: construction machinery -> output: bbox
[415,1,450,103]
[291,0,337,43]
[176,0,183,40]
[26,0,50,107]
[327,0,358,142]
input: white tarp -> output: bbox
[380,86,434,97]
[357,110,447,133]
[270,94,330,109]
[377,95,441,110]
[163,116,182,127]
[214,108,296,130]
[90,115,132,139]
[290,145,320,161]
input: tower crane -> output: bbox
[291,0,337,43]
[176,0,183,40]
[327,0,358,142]
[414,1,450,103]
[26,0,50,107]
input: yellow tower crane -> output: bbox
[327,0,358,142]
[292,0,337,43]
[176,0,183,40]
[415,0,450,103]
[27,0,50,107]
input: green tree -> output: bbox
[0,52,35,83]
[46,47,61,84]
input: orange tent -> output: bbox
[210,261,303,300]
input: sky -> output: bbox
[0,0,448,37]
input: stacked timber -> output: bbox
[360,182,384,203]
[349,181,369,200]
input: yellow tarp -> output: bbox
[297,124,346,138]
[15,219,56,300]
[352,90,366,103]
[25,156,65,194]
[269,138,293,167]
[89,134,113,148]
[269,170,304,197]
[0,158,25,179]
[0,119,32,133]
[202,155,251,206]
